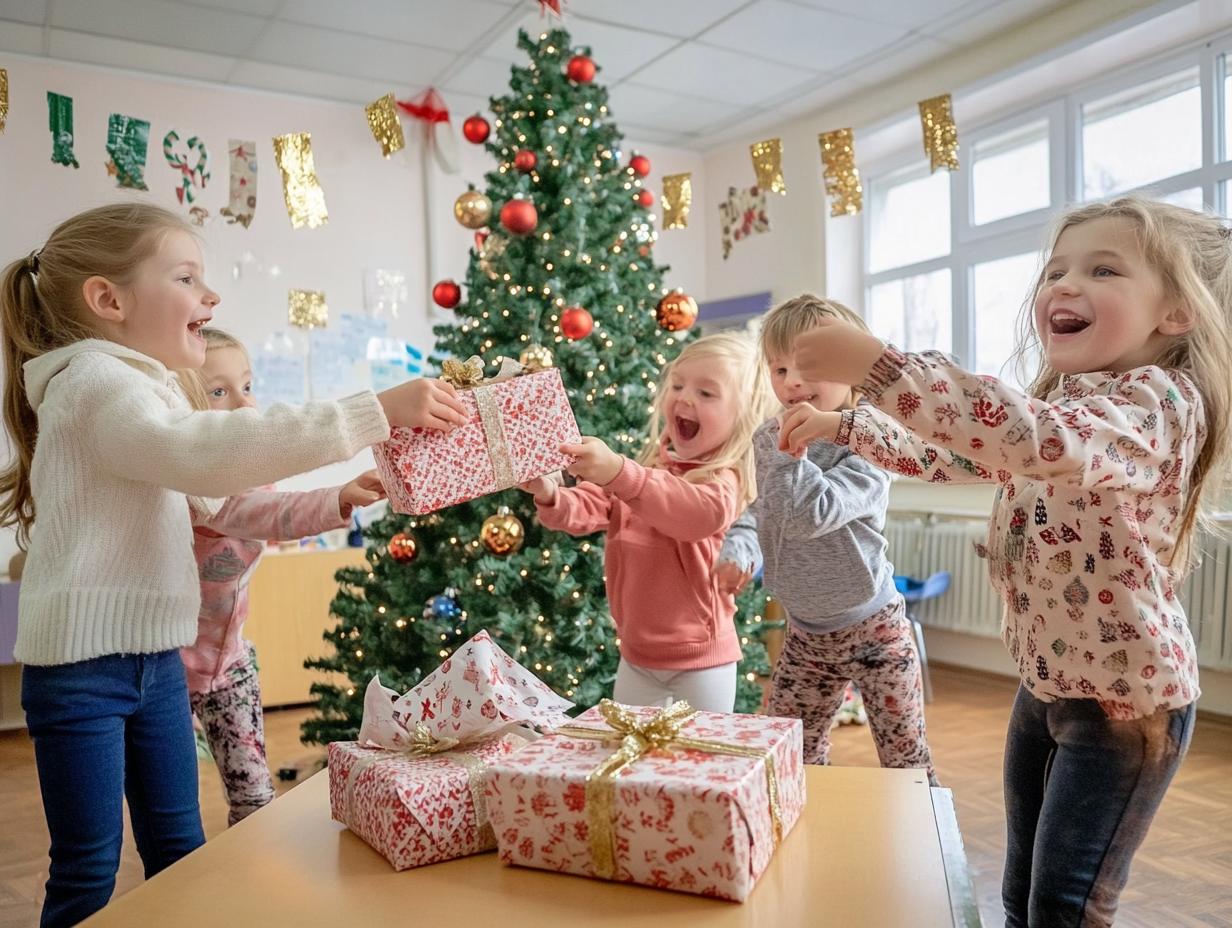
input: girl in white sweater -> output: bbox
[0,203,467,928]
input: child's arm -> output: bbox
[562,437,740,543]
[852,348,1195,491]
[717,508,761,596]
[76,359,462,499]
[755,421,891,539]
[197,472,384,541]
[528,475,614,536]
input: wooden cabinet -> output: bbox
[243,548,367,707]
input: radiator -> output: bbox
[885,515,1232,671]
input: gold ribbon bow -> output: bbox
[441,356,485,389]
[556,699,784,880]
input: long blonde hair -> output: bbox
[1013,195,1232,569]
[0,203,194,546]
[636,331,775,507]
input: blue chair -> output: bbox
[893,571,951,703]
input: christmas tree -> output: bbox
[302,28,771,745]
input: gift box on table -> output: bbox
[483,700,806,902]
[374,355,580,515]
[328,630,574,871]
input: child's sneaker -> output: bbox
[834,682,868,726]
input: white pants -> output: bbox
[613,658,738,713]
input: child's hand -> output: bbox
[715,560,755,596]
[378,378,469,431]
[519,472,561,505]
[339,470,386,518]
[560,437,623,486]
[793,318,885,386]
[779,403,842,457]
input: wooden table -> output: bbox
[83,765,980,927]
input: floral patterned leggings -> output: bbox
[768,599,936,783]
[189,643,275,825]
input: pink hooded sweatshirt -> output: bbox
[184,487,350,694]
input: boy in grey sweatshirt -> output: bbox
[720,295,934,780]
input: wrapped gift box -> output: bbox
[328,630,574,870]
[374,360,580,515]
[483,701,806,901]
[328,735,518,871]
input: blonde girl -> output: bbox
[1,203,465,927]
[522,332,775,711]
[782,195,1231,927]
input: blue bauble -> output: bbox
[426,593,462,622]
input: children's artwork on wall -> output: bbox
[219,140,258,229]
[718,185,770,259]
[308,314,390,400]
[252,332,307,407]
[163,130,210,225]
[105,113,151,190]
[46,92,79,168]
[363,268,410,318]
[368,338,424,390]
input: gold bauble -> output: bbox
[480,506,524,556]
[655,290,699,332]
[454,189,493,230]
[519,344,554,372]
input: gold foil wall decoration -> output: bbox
[750,138,786,195]
[818,128,862,217]
[365,93,405,158]
[919,94,959,173]
[272,132,329,229]
[661,173,692,230]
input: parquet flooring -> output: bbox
[0,665,1228,927]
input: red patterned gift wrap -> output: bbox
[328,735,519,871]
[483,701,806,901]
[374,360,580,515]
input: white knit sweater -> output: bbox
[15,339,390,666]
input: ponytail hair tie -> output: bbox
[24,250,41,274]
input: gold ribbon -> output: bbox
[439,355,520,491]
[555,699,784,880]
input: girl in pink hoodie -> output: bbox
[184,329,385,824]
[521,333,775,712]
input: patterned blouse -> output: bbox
[836,346,1205,720]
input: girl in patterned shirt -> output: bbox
[777,195,1231,928]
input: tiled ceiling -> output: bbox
[0,0,1069,150]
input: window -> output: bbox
[972,253,1039,381]
[868,165,950,273]
[971,120,1050,225]
[1082,67,1201,199]
[862,40,1232,380]
[868,270,952,355]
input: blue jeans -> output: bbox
[22,650,206,928]
[1002,685,1194,928]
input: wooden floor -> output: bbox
[1,665,1229,927]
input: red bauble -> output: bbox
[513,149,537,172]
[566,54,596,83]
[629,154,651,177]
[560,306,594,340]
[462,113,490,144]
[388,532,418,564]
[432,279,461,309]
[500,198,538,236]
[474,229,489,250]
[637,189,655,208]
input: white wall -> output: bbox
[0,54,706,568]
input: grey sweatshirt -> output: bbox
[720,417,899,633]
